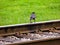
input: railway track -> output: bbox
[0,20,60,45]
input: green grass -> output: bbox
[0,0,60,26]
